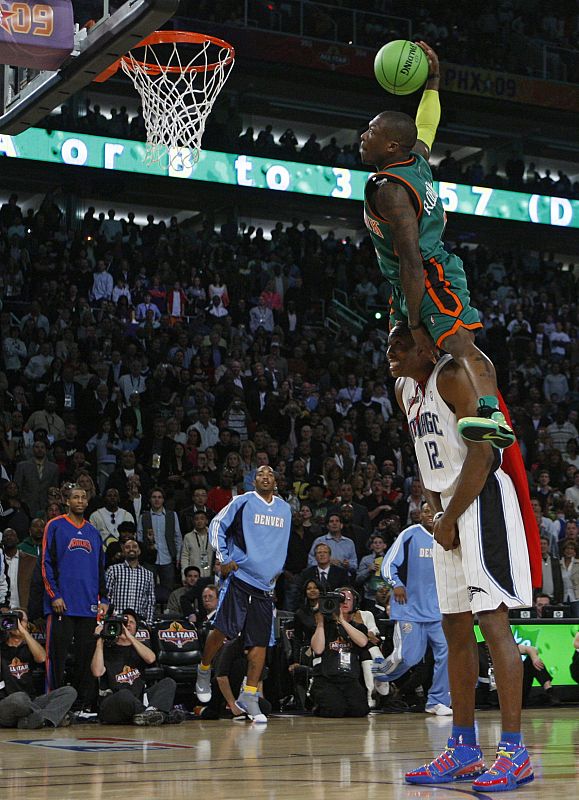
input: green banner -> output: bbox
[1,127,578,229]
[475,622,579,686]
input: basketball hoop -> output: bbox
[95,31,235,167]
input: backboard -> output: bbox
[0,0,179,134]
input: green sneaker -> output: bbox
[457,408,515,449]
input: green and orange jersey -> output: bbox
[363,151,469,319]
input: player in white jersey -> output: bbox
[388,322,534,792]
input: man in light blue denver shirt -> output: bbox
[195,466,291,722]
[373,502,451,715]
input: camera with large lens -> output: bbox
[318,591,346,618]
[100,615,129,641]
[0,612,21,641]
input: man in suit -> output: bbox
[13,440,60,518]
[539,535,563,604]
[246,375,273,425]
[299,543,348,592]
[180,486,215,534]
[105,450,151,502]
[49,364,84,414]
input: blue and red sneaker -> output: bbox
[405,737,486,785]
[472,742,534,792]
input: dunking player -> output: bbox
[360,42,514,449]
[388,322,534,792]
[195,465,291,722]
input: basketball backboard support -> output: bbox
[0,0,179,134]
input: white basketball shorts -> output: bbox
[433,468,533,615]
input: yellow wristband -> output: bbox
[415,89,441,150]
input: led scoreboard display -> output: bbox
[0,0,73,70]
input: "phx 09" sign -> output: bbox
[0,2,54,36]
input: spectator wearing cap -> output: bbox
[308,512,358,577]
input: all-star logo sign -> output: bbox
[115,665,141,686]
[8,658,29,680]
[0,3,16,32]
[158,621,198,649]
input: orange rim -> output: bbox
[94,31,235,83]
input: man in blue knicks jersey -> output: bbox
[42,486,108,710]
[388,322,534,793]
[373,501,451,716]
[195,465,291,722]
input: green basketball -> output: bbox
[374,40,428,96]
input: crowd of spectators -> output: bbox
[183,0,579,81]
[0,187,578,718]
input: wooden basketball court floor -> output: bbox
[0,709,576,799]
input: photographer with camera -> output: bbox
[310,587,370,718]
[91,608,179,726]
[0,609,76,728]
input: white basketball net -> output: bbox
[120,37,235,167]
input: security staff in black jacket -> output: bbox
[310,587,369,718]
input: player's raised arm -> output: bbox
[413,42,441,161]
